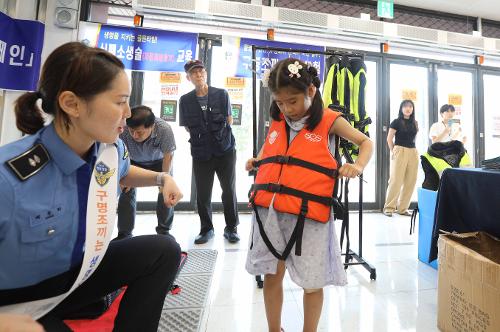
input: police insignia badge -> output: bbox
[94,161,116,187]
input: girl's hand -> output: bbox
[338,163,363,179]
[245,158,259,171]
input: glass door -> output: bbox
[208,41,254,205]
[347,60,378,205]
[436,68,475,157]
[138,70,195,204]
[482,74,500,159]
[388,63,430,201]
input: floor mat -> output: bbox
[159,249,218,332]
[64,250,215,332]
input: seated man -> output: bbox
[117,105,176,239]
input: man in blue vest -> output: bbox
[179,60,240,244]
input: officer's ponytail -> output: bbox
[15,91,45,134]
[14,42,125,135]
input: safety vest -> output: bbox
[420,141,472,191]
[422,152,472,177]
[252,109,341,223]
[322,57,371,160]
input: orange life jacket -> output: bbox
[252,109,341,223]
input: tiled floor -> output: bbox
[124,211,439,332]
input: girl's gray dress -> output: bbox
[245,117,347,289]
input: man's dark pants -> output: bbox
[192,149,239,234]
[117,160,173,236]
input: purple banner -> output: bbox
[0,12,44,91]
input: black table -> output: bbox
[429,168,500,261]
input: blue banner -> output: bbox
[92,24,197,72]
[237,38,325,81]
[0,12,44,91]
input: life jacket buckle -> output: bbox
[267,183,282,193]
[276,155,290,164]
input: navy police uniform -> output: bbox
[0,123,181,331]
[179,86,239,234]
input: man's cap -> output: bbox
[184,60,205,73]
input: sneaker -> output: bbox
[223,227,240,243]
[382,211,393,217]
[194,229,214,244]
[398,210,412,216]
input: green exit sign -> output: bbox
[378,0,394,19]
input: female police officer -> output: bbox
[0,42,182,331]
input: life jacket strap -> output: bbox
[254,155,338,179]
[251,183,333,206]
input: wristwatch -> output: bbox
[156,172,167,187]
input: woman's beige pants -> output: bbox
[383,146,419,214]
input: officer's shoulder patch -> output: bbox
[6,144,50,181]
[123,145,129,160]
[114,142,129,160]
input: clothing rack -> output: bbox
[251,45,376,281]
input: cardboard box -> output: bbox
[437,232,500,332]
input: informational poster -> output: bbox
[78,22,197,72]
[225,77,245,102]
[492,116,500,138]
[402,89,417,102]
[159,72,182,119]
[236,38,325,81]
[231,104,242,125]
[0,12,44,91]
[160,100,177,122]
[448,94,463,117]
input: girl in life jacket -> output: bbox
[245,58,373,332]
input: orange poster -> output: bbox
[225,77,246,89]
[402,89,417,102]
[160,72,182,84]
[448,94,462,106]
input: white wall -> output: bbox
[0,0,79,146]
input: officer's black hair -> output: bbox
[15,42,125,134]
[439,104,455,114]
[126,105,155,128]
[268,58,323,131]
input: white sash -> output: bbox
[0,143,118,319]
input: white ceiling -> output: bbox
[394,0,500,21]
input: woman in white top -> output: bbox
[429,104,466,144]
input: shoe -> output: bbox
[382,211,393,217]
[398,210,412,216]
[223,227,240,243]
[194,229,214,244]
[156,227,170,236]
[113,232,132,241]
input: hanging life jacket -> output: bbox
[421,140,472,191]
[249,109,342,261]
[322,56,371,160]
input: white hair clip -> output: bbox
[288,61,303,78]
[261,68,271,87]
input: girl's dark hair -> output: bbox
[268,58,323,131]
[439,104,455,114]
[15,42,125,134]
[127,105,156,128]
[397,99,418,130]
